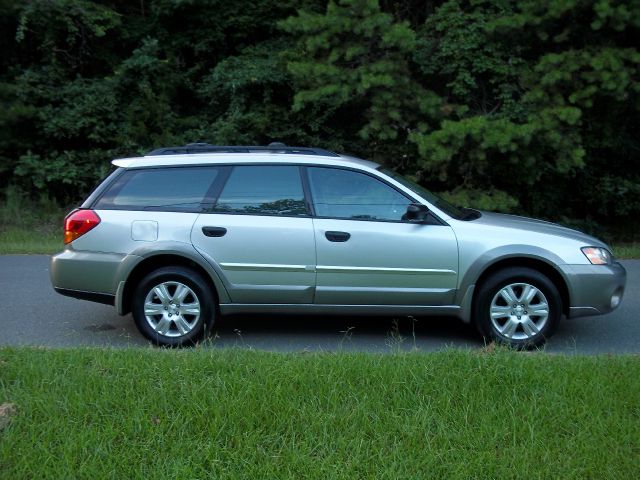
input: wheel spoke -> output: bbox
[500,319,519,338]
[175,317,191,335]
[174,284,190,303]
[529,303,549,317]
[490,306,511,319]
[500,286,518,305]
[179,302,200,316]
[521,285,538,305]
[153,284,171,305]
[521,318,540,337]
[155,317,172,335]
[144,302,165,316]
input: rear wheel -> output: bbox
[132,266,215,347]
[474,267,562,349]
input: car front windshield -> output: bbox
[379,168,466,220]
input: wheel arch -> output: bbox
[470,257,570,318]
[118,252,228,316]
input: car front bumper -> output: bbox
[560,261,627,318]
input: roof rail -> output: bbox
[146,142,340,157]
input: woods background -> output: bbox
[0,0,638,238]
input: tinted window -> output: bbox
[95,167,220,210]
[213,166,307,216]
[308,167,411,221]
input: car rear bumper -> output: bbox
[54,287,115,305]
[50,249,126,297]
[560,261,627,318]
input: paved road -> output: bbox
[0,255,637,353]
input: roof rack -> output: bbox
[147,142,340,157]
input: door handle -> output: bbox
[202,226,227,237]
[325,231,350,242]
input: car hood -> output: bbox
[471,211,607,247]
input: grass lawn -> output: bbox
[0,226,62,254]
[0,191,66,254]
[1,348,638,478]
[613,242,640,260]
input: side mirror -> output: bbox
[405,203,429,222]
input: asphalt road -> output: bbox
[0,255,638,354]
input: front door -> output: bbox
[306,167,458,305]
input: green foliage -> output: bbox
[440,187,519,213]
[414,1,525,117]
[15,0,121,74]
[280,0,430,158]
[0,0,638,232]
[409,0,639,217]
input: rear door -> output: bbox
[192,165,316,304]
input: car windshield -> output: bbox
[379,168,466,220]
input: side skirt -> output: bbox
[219,303,462,317]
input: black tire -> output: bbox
[132,266,216,347]
[474,267,562,349]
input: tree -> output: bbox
[409,0,640,227]
[280,0,438,161]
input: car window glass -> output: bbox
[308,167,411,221]
[95,167,219,210]
[213,166,307,216]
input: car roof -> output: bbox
[112,152,380,170]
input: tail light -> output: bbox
[64,209,101,244]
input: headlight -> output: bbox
[581,247,612,265]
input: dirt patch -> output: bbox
[0,403,17,430]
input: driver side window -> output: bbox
[307,167,411,221]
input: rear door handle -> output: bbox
[325,231,350,242]
[202,226,227,237]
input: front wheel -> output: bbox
[132,266,216,347]
[474,267,562,349]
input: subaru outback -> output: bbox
[50,143,627,348]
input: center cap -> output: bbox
[514,305,525,316]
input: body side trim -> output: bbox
[316,266,456,275]
[220,263,314,272]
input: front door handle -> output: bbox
[325,231,350,242]
[202,226,227,237]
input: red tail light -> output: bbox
[64,209,101,244]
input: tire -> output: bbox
[132,266,216,347]
[474,267,562,349]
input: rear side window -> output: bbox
[95,167,220,211]
[212,165,307,216]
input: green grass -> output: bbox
[613,242,640,260]
[0,186,66,254]
[0,226,62,254]
[1,348,638,478]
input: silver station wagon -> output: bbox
[50,143,626,348]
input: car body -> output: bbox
[50,143,627,347]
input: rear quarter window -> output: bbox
[94,167,220,211]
